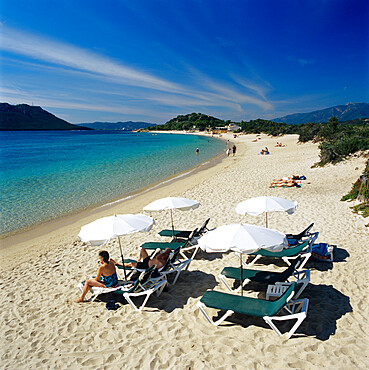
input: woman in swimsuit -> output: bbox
[75,250,120,303]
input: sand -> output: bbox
[1,133,368,369]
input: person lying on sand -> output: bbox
[270,176,301,188]
[75,250,121,303]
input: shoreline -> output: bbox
[0,132,232,262]
[0,131,227,248]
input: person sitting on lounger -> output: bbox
[125,248,171,270]
[75,250,120,303]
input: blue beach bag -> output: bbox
[311,243,334,262]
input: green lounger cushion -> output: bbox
[200,283,295,317]
[221,267,260,281]
[221,258,300,284]
[249,240,309,258]
[158,229,192,238]
[140,241,186,250]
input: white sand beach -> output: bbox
[1,133,368,369]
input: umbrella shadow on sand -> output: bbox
[194,249,226,262]
[211,283,352,341]
[95,270,218,313]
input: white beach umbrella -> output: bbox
[143,197,200,235]
[198,223,287,295]
[235,196,298,228]
[78,214,155,279]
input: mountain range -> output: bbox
[273,102,369,124]
[1,102,368,130]
[77,121,156,130]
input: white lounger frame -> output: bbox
[123,278,167,311]
[160,258,192,285]
[77,280,132,302]
[196,291,309,340]
[218,269,310,299]
[244,232,319,270]
[78,275,167,310]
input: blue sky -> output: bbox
[1,0,368,124]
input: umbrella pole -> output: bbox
[239,254,244,297]
[265,212,268,228]
[170,209,174,237]
[118,237,128,280]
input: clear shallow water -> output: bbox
[0,131,224,236]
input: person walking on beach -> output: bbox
[75,250,120,303]
[232,144,236,156]
[226,148,230,157]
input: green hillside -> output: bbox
[147,112,226,131]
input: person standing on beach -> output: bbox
[226,148,230,157]
[232,144,236,156]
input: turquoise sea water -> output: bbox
[0,131,224,236]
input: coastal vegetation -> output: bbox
[341,160,369,224]
[148,113,369,166]
[297,117,369,166]
[147,112,226,131]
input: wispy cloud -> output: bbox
[205,81,273,111]
[0,25,182,93]
[1,25,276,120]
[179,65,274,111]
[0,93,160,117]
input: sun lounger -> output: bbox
[286,223,314,245]
[219,257,310,298]
[119,247,191,285]
[245,233,318,269]
[78,265,167,311]
[157,218,210,240]
[159,247,192,285]
[197,282,308,339]
[141,229,199,259]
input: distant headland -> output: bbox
[0,103,91,131]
